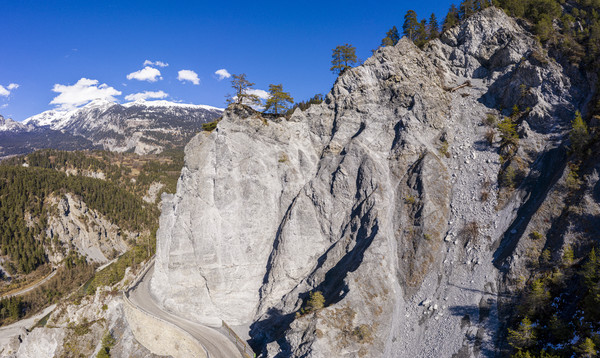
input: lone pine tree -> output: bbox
[227,73,262,106]
[331,44,357,75]
[264,84,294,115]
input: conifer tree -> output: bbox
[307,291,325,311]
[428,13,440,40]
[330,44,357,75]
[575,338,597,358]
[415,19,428,47]
[526,279,550,314]
[459,0,476,20]
[381,26,400,47]
[570,111,590,155]
[583,248,599,289]
[226,74,261,106]
[403,10,419,41]
[498,117,519,148]
[474,0,490,10]
[507,316,537,350]
[443,5,460,32]
[264,84,294,115]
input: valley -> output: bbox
[1,1,600,357]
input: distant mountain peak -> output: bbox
[17,99,223,155]
[122,99,223,111]
[0,114,30,132]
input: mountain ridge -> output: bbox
[23,99,224,129]
[0,99,223,157]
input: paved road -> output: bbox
[128,264,242,358]
[96,256,120,272]
[0,304,56,349]
[1,269,57,299]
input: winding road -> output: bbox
[128,264,242,358]
[1,269,57,299]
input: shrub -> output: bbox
[501,166,516,188]
[306,291,325,312]
[96,331,115,358]
[201,120,219,132]
[352,324,374,343]
[565,164,581,191]
[498,117,519,149]
[97,348,110,358]
[481,190,489,201]
[485,114,498,126]
[481,179,492,202]
[530,231,543,241]
[485,129,495,145]
[439,139,450,158]
[540,249,551,266]
[404,195,417,205]
[460,221,479,243]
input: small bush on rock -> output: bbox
[307,291,325,311]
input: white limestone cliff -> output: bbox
[150,8,589,357]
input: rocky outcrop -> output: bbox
[46,193,129,264]
[151,7,590,358]
[0,269,162,358]
[142,182,165,204]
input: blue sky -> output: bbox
[0,0,456,121]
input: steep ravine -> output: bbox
[150,8,591,358]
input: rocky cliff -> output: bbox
[150,8,592,357]
[45,193,129,264]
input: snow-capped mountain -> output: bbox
[0,114,30,132]
[22,99,223,154]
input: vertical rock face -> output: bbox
[151,8,589,357]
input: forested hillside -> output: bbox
[0,149,183,326]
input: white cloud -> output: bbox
[0,83,19,97]
[177,70,200,85]
[125,90,168,101]
[127,66,162,82]
[50,78,121,109]
[143,60,168,67]
[246,88,269,100]
[215,69,231,80]
[231,88,269,110]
